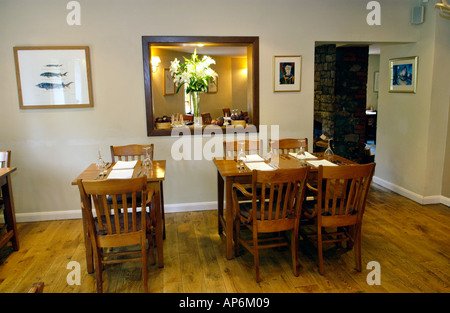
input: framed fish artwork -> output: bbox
[13,46,93,109]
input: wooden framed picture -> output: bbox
[389,56,418,93]
[13,46,93,109]
[373,71,379,92]
[163,68,175,95]
[273,55,301,92]
[207,77,218,93]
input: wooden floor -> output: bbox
[0,183,449,293]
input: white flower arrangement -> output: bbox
[169,50,218,94]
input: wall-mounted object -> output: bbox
[388,56,418,93]
[14,46,93,109]
[410,6,424,24]
[151,56,161,73]
[435,0,450,16]
[273,55,301,92]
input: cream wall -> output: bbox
[375,2,450,204]
[0,0,447,221]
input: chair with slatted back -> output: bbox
[110,144,165,239]
[201,113,212,125]
[232,167,310,282]
[222,108,231,117]
[270,138,308,155]
[0,151,11,216]
[28,282,44,293]
[301,163,375,274]
[110,144,154,162]
[183,114,193,123]
[77,176,154,293]
[223,139,261,159]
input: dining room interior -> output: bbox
[0,0,449,296]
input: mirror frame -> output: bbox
[142,36,259,136]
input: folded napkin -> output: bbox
[289,151,317,160]
[244,162,275,171]
[106,169,134,179]
[112,160,138,170]
[242,154,264,162]
[306,159,337,168]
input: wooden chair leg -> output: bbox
[317,226,324,275]
[354,226,362,272]
[94,248,103,293]
[253,231,261,282]
[234,218,240,257]
[291,229,300,276]
[142,238,148,293]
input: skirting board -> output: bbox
[4,182,449,223]
[5,201,218,223]
[373,176,450,207]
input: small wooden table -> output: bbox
[213,153,356,260]
[72,161,166,272]
[0,168,19,251]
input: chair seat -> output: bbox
[302,200,358,218]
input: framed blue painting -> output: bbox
[389,56,418,93]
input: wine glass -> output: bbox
[296,140,306,164]
[324,139,334,161]
[96,148,105,170]
[142,146,153,175]
[264,141,273,162]
[237,141,246,168]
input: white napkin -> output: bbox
[289,151,317,160]
[106,169,134,179]
[306,159,337,168]
[242,154,264,162]
[112,160,138,170]
[245,162,275,171]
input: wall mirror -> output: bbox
[142,36,259,136]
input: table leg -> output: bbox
[217,171,224,235]
[80,196,94,273]
[225,178,234,260]
[153,182,164,268]
[1,176,19,250]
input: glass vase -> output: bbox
[190,91,202,127]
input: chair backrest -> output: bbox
[201,113,212,125]
[270,138,308,154]
[110,144,154,162]
[77,177,148,238]
[223,108,231,117]
[223,140,261,158]
[246,167,309,231]
[0,151,11,168]
[316,163,375,227]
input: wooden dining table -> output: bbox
[71,160,166,273]
[0,167,19,252]
[213,152,356,260]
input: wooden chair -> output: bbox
[270,138,308,154]
[0,151,11,215]
[28,282,45,293]
[300,163,376,274]
[201,113,212,125]
[77,176,154,293]
[110,144,166,239]
[232,167,310,282]
[110,144,154,162]
[223,139,261,158]
[222,108,231,117]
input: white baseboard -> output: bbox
[373,176,450,207]
[5,184,449,223]
[6,201,219,223]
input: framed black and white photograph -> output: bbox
[13,46,93,109]
[273,55,301,92]
[389,56,418,93]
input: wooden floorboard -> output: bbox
[0,183,449,293]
